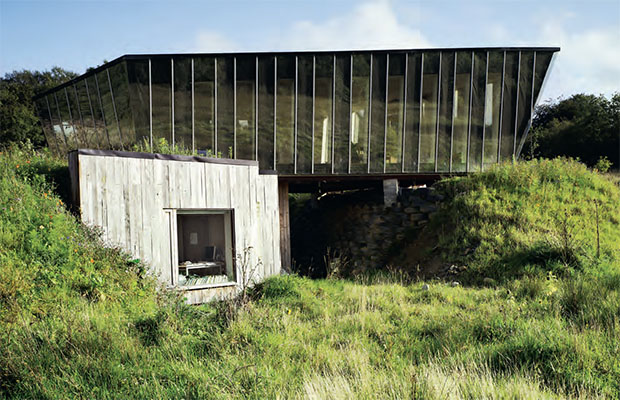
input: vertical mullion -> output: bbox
[367,53,373,174]
[107,68,123,149]
[64,88,76,148]
[148,59,153,150]
[233,57,237,159]
[214,58,218,154]
[497,51,506,163]
[347,54,352,174]
[417,53,424,173]
[255,56,259,162]
[401,53,408,173]
[44,96,59,154]
[331,54,337,174]
[94,73,111,148]
[466,51,474,172]
[516,51,537,157]
[53,92,69,149]
[273,56,277,168]
[191,58,195,153]
[294,56,298,174]
[171,59,175,148]
[449,53,457,172]
[513,51,521,159]
[481,52,489,171]
[73,85,86,148]
[85,78,100,149]
[530,52,537,114]
[107,73,123,149]
[84,80,97,133]
[383,54,389,173]
[434,52,442,173]
[311,56,316,174]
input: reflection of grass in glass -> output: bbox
[131,137,222,158]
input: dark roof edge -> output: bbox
[74,149,260,167]
[34,46,560,100]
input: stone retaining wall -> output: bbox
[290,186,444,276]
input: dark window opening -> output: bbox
[176,210,235,286]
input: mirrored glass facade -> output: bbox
[35,47,558,175]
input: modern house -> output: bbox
[35,47,558,302]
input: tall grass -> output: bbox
[432,158,620,282]
[1,147,618,399]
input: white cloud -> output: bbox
[190,1,431,54]
[535,17,620,100]
[192,30,240,53]
[187,1,618,99]
[275,1,431,51]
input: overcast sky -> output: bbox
[1,0,619,102]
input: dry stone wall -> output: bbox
[290,186,444,276]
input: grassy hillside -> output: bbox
[1,147,618,399]
[428,158,620,282]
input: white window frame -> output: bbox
[165,208,238,290]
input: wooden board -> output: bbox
[74,152,281,302]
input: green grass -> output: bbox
[429,158,620,283]
[1,147,618,399]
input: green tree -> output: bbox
[0,67,77,147]
[524,93,620,170]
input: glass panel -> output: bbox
[313,55,333,174]
[386,53,405,172]
[437,52,455,172]
[57,89,78,150]
[369,54,386,173]
[500,52,519,162]
[483,51,503,168]
[334,54,351,173]
[258,56,275,170]
[236,56,256,160]
[75,79,96,149]
[276,56,295,173]
[151,58,172,148]
[217,57,234,158]
[126,59,150,149]
[48,94,68,153]
[194,57,215,155]
[66,86,86,148]
[404,53,422,172]
[35,98,58,154]
[350,54,370,173]
[97,70,122,149]
[87,75,108,149]
[176,211,235,286]
[109,62,133,149]
[532,52,553,108]
[296,56,312,173]
[420,52,439,172]
[452,52,472,172]
[173,58,192,151]
[515,52,534,155]
[469,52,487,172]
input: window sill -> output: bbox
[173,281,238,291]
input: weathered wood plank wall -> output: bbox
[74,151,281,304]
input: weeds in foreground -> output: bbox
[1,148,618,399]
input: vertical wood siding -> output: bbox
[75,153,281,303]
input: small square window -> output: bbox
[176,210,235,287]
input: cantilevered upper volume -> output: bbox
[34,47,559,176]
